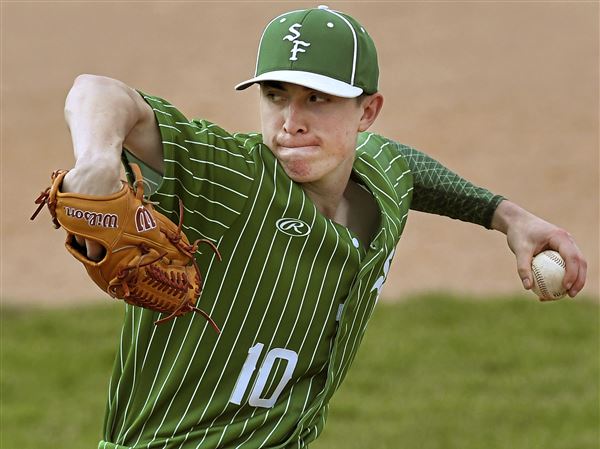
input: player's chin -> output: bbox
[281,162,315,183]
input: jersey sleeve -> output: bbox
[123,92,256,242]
[395,143,505,229]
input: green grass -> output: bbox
[1,302,124,449]
[1,295,598,449]
[315,295,599,449]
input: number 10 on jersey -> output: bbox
[229,343,298,409]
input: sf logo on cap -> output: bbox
[283,24,310,61]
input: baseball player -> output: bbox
[44,6,586,449]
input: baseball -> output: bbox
[531,250,567,300]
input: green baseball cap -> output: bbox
[235,5,379,98]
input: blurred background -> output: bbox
[2,1,598,303]
[1,3,598,449]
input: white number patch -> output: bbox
[229,343,298,409]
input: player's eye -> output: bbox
[308,94,327,103]
[263,88,286,100]
[266,92,286,103]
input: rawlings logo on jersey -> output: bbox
[135,206,157,232]
[283,23,311,61]
[276,218,311,237]
[64,207,118,228]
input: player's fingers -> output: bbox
[515,250,534,290]
[552,237,586,297]
[566,255,587,297]
[74,235,103,261]
[547,228,583,284]
[74,235,86,247]
[561,253,580,293]
[85,239,105,261]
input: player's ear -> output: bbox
[358,93,384,132]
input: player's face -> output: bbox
[259,82,381,187]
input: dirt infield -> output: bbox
[2,2,598,304]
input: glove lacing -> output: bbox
[111,199,222,331]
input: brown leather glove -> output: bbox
[31,163,221,330]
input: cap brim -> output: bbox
[235,70,363,98]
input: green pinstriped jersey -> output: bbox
[98,93,502,449]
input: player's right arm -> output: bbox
[62,74,163,191]
[62,74,163,258]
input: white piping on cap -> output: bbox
[324,9,358,86]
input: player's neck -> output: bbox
[302,181,346,220]
[303,178,380,246]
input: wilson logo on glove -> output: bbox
[64,206,119,228]
[135,206,157,232]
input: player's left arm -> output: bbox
[490,199,587,297]
[394,143,586,297]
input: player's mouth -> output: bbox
[277,145,319,152]
[275,140,320,153]
[276,136,319,147]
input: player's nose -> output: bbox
[283,102,307,135]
